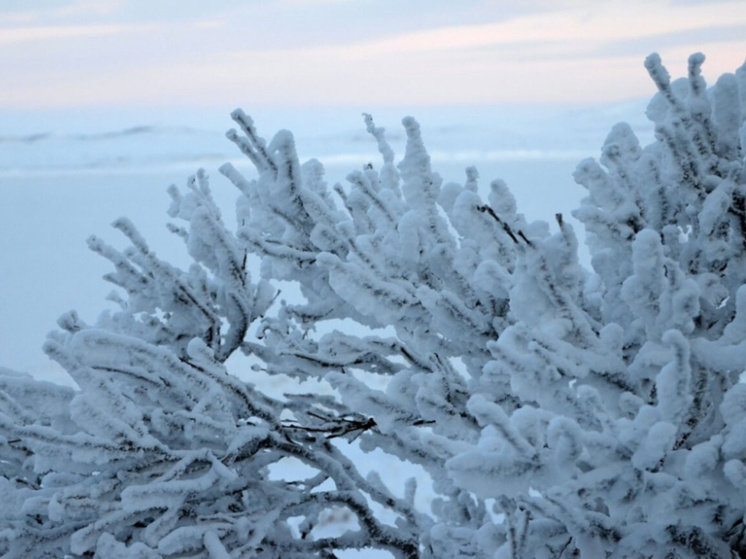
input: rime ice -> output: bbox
[2,53,746,557]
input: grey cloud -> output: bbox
[593,23,746,59]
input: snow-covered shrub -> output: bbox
[1,52,746,558]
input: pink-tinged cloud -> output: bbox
[1,0,745,108]
[0,23,156,45]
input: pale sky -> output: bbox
[1,0,746,108]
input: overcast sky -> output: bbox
[2,0,746,109]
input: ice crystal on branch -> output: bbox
[1,52,746,558]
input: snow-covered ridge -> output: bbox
[0,124,227,174]
[0,101,652,175]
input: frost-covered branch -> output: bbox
[2,52,746,557]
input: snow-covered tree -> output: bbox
[1,52,746,558]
